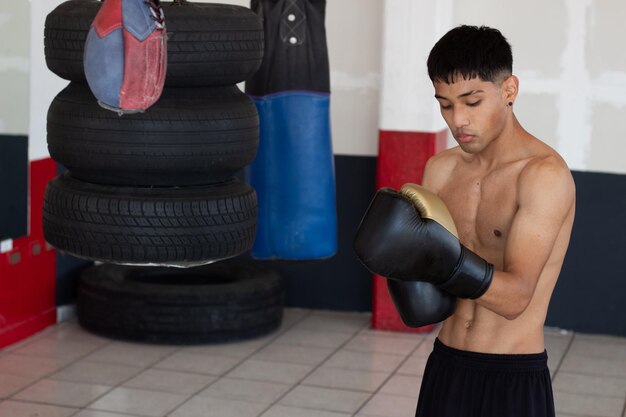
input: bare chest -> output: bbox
[438,167,521,262]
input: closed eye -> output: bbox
[467,100,481,107]
[439,104,452,110]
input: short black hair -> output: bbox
[427,25,513,84]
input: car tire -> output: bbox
[47,82,259,186]
[77,260,284,344]
[44,0,264,86]
[43,173,257,266]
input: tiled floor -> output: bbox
[0,309,624,417]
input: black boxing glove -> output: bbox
[354,183,493,299]
[387,279,457,327]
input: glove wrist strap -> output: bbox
[438,246,494,299]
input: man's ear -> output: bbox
[502,75,519,105]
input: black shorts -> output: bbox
[415,338,555,417]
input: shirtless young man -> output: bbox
[355,25,575,416]
[408,24,576,416]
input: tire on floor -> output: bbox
[47,82,259,186]
[44,0,264,86]
[77,260,284,344]
[43,173,257,265]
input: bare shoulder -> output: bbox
[518,146,576,213]
[422,147,463,192]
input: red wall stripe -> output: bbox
[0,158,57,348]
[372,129,447,332]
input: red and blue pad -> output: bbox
[84,0,166,114]
[248,91,337,259]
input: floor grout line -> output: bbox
[350,331,431,417]
[2,326,118,408]
[253,314,375,417]
[3,309,310,416]
[2,314,625,417]
[551,331,576,383]
[160,307,316,417]
[67,337,189,414]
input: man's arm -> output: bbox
[355,153,574,314]
[476,158,576,320]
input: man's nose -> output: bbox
[453,108,469,128]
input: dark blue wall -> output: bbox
[0,135,28,241]
[546,171,626,336]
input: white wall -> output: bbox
[326,0,383,156]
[453,0,626,174]
[30,0,69,161]
[378,0,452,137]
[0,4,30,136]
[5,0,626,173]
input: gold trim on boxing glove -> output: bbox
[400,183,459,238]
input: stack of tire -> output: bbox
[42,0,284,344]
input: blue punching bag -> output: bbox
[246,0,337,260]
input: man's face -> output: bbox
[433,76,509,154]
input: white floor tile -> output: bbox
[545,332,572,375]
[560,353,626,378]
[251,343,334,366]
[180,336,274,359]
[13,378,111,408]
[279,385,370,414]
[262,404,352,417]
[1,315,625,417]
[83,342,178,368]
[227,359,313,384]
[46,324,110,346]
[568,337,626,362]
[123,369,216,395]
[342,333,421,356]
[272,328,354,349]
[0,373,33,398]
[560,334,626,379]
[169,396,268,417]
[412,340,436,357]
[357,392,418,417]
[197,377,291,404]
[49,360,143,386]
[154,351,241,376]
[553,372,626,398]
[379,374,422,398]
[554,391,625,417]
[324,349,405,373]
[0,400,77,417]
[302,367,390,393]
[13,335,103,362]
[74,411,138,417]
[395,353,429,376]
[0,353,67,379]
[0,334,47,355]
[88,387,188,417]
[356,327,428,341]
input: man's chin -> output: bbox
[457,142,483,154]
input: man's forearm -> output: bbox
[474,270,536,320]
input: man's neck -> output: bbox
[472,116,530,169]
